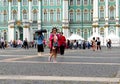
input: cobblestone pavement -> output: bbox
[0,47,120,84]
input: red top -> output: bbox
[58,35,66,46]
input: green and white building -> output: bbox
[0,0,120,46]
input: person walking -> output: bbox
[36,32,44,56]
[23,38,29,49]
[91,37,96,51]
[96,37,101,50]
[48,27,59,62]
[1,37,5,49]
[59,32,66,55]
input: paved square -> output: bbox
[0,47,120,84]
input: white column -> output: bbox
[8,24,14,42]
[105,0,108,38]
[23,24,30,41]
[62,0,69,38]
[8,0,14,42]
[8,0,11,21]
[116,0,119,36]
[29,0,32,22]
[18,0,21,20]
[93,0,98,35]
[38,0,42,30]
[23,0,32,42]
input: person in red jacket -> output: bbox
[58,32,66,55]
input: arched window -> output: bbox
[12,10,17,20]
[43,9,47,22]
[100,6,104,19]
[33,9,37,21]
[22,10,27,20]
[69,10,74,22]
[100,28,104,36]
[50,9,54,22]
[3,10,7,22]
[76,9,81,22]
[57,9,60,21]
[109,6,115,19]
[84,9,88,21]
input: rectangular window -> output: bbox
[77,0,81,5]
[91,12,93,21]
[57,0,61,6]
[84,13,88,21]
[23,0,27,5]
[91,0,93,5]
[70,13,74,22]
[50,0,54,6]
[33,0,38,5]
[44,13,47,22]
[33,13,37,21]
[70,0,73,5]
[3,0,7,6]
[23,13,27,20]
[12,0,17,5]
[109,10,114,19]
[57,12,60,21]
[44,0,48,5]
[13,13,17,20]
[100,10,104,19]
[50,13,54,21]
[84,0,88,5]
[76,12,81,21]
[4,15,7,22]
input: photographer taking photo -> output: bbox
[36,31,45,56]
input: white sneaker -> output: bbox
[38,53,42,56]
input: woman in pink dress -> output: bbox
[48,27,59,62]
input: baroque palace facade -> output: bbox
[0,0,120,45]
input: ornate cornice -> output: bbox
[28,0,32,2]
[8,0,12,2]
[62,26,69,29]
[10,26,14,28]
[92,24,99,27]
[24,25,30,28]
[16,20,21,26]
[18,0,21,2]
[104,24,109,27]
[115,24,120,27]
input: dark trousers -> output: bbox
[60,45,65,55]
[1,42,5,49]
